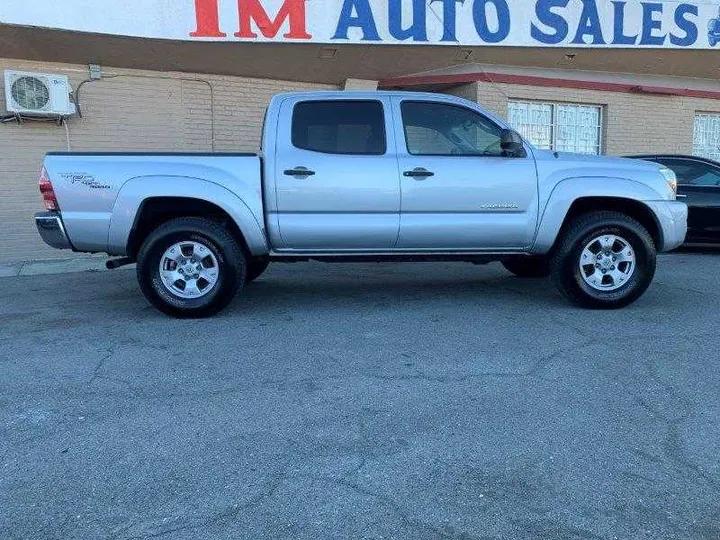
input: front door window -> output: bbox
[401,101,505,157]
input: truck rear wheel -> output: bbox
[136,217,246,318]
[502,256,550,278]
[551,211,656,309]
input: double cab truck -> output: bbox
[34,91,687,317]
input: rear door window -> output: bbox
[291,101,386,155]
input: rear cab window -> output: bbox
[291,100,386,155]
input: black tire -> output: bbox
[136,217,246,318]
[246,258,270,283]
[502,256,550,278]
[550,211,656,309]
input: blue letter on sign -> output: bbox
[670,4,698,46]
[389,0,428,41]
[531,0,569,45]
[473,0,511,43]
[572,0,606,44]
[333,0,381,41]
[612,1,638,44]
[639,2,666,45]
[432,0,460,42]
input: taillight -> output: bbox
[38,166,59,211]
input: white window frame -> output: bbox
[508,100,604,155]
[693,113,720,161]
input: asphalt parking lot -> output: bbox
[1,253,719,540]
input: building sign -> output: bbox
[2,0,720,49]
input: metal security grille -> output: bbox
[693,114,720,161]
[507,102,553,150]
[508,101,603,155]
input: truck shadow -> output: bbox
[229,273,567,316]
[675,245,720,255]
[220,261,693,318]
[63,262,690,320]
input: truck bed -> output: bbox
[43,152,264,255]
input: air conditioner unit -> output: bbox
[4,70,76,117]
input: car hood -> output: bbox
[530,148,675,200]
[532,149,662,171]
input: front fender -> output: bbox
[531,176,664,254]
[108,175,268,256]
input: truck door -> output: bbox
[271,97,400,251]
[391,97,539,250]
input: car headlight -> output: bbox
[660,167,677,197]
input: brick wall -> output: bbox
[0,59,335,263]
[445,82,507,119]
[452,81,720,156]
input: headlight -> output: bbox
[660,167,677,197]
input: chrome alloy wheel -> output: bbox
[158,241,220,299]
[578,234,636,292]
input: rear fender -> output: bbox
[108,176,268,256]
[531,176,663,254]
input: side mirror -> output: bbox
[500,129,526,158]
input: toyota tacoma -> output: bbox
[34,91,687,317]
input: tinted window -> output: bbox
[292,101,386,155]
[656,158,720,187]
[401,102,504,156]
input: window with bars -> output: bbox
[507,101,603,155]
[693,113,720,161]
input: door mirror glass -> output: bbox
[500,129,527,158]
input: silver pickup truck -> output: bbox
[35,91,687,317]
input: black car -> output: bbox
[628,154,720,244]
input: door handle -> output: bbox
[403,168,434,178]
[284,167,315,177]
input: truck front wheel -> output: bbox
[551,211,656,309]
[136,217,246,318]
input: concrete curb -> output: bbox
[0,257,135,278]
